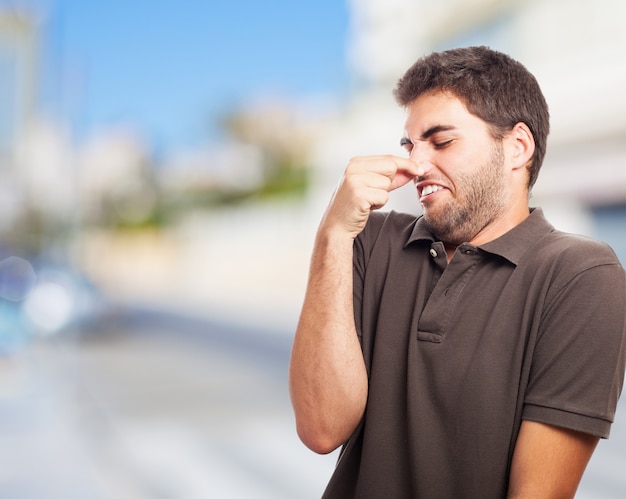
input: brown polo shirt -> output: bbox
[322,208,626,499]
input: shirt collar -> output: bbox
[404,207,555,265]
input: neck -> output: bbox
[444,204,531,262]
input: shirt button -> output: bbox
[429,249,438,258]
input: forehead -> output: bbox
[403,90,488,134]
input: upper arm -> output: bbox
[507,420,599,498]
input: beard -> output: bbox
[422,142,507,246]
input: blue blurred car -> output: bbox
[0,256,105,354]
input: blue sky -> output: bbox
[38,1,351,154]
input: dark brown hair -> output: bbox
[394,46,550,189]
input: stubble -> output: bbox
[423,142,507,246]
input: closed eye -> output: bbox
[400,136,454,153]
[434,139,454,150]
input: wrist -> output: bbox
[316,223,357,248]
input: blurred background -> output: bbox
[0,0,625,497]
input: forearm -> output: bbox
[289,155,419,454]
[289,229,368,454]
[507,421,598,498]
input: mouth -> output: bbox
[417,182,446,202]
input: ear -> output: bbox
[507,122,535,171]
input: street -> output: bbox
[0,303,625,498]
[0,305,337,499]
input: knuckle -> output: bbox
[346,156,364,171]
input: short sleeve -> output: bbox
[523,261,626,438]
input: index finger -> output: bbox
[389,156,420,191]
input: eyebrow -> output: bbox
[400,125,457,146]
[421,125,456,139]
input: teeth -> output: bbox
[421,184,443,197]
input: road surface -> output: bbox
[0,305,337,499]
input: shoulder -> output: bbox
[356,210,419,250]
[353,210,421,269]
[361,210,419,239]
[521,229,625,303]
[532,229,622,272]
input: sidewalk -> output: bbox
[77,201,319,336]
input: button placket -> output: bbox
[417,249,481,341]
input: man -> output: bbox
[289,46,626,498]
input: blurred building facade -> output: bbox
[0,7,156,257]
[313,0,626,259]
[0,10,38,241]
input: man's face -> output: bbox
[401,91,511,246]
